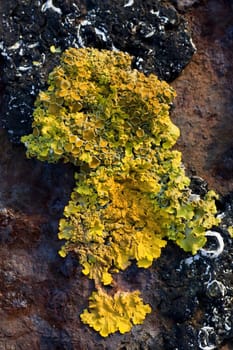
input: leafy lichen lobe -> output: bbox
[21,47,220,336]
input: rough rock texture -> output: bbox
[171,0,233,195]
[0,0,233,349]
[172,0,201,11]
[83,0,195,80]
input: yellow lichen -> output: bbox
[80,289,151,337]
[58,170,167,284]
[21,47,221,337]
[228,226,233,238]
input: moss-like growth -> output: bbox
[21,47,220,336]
